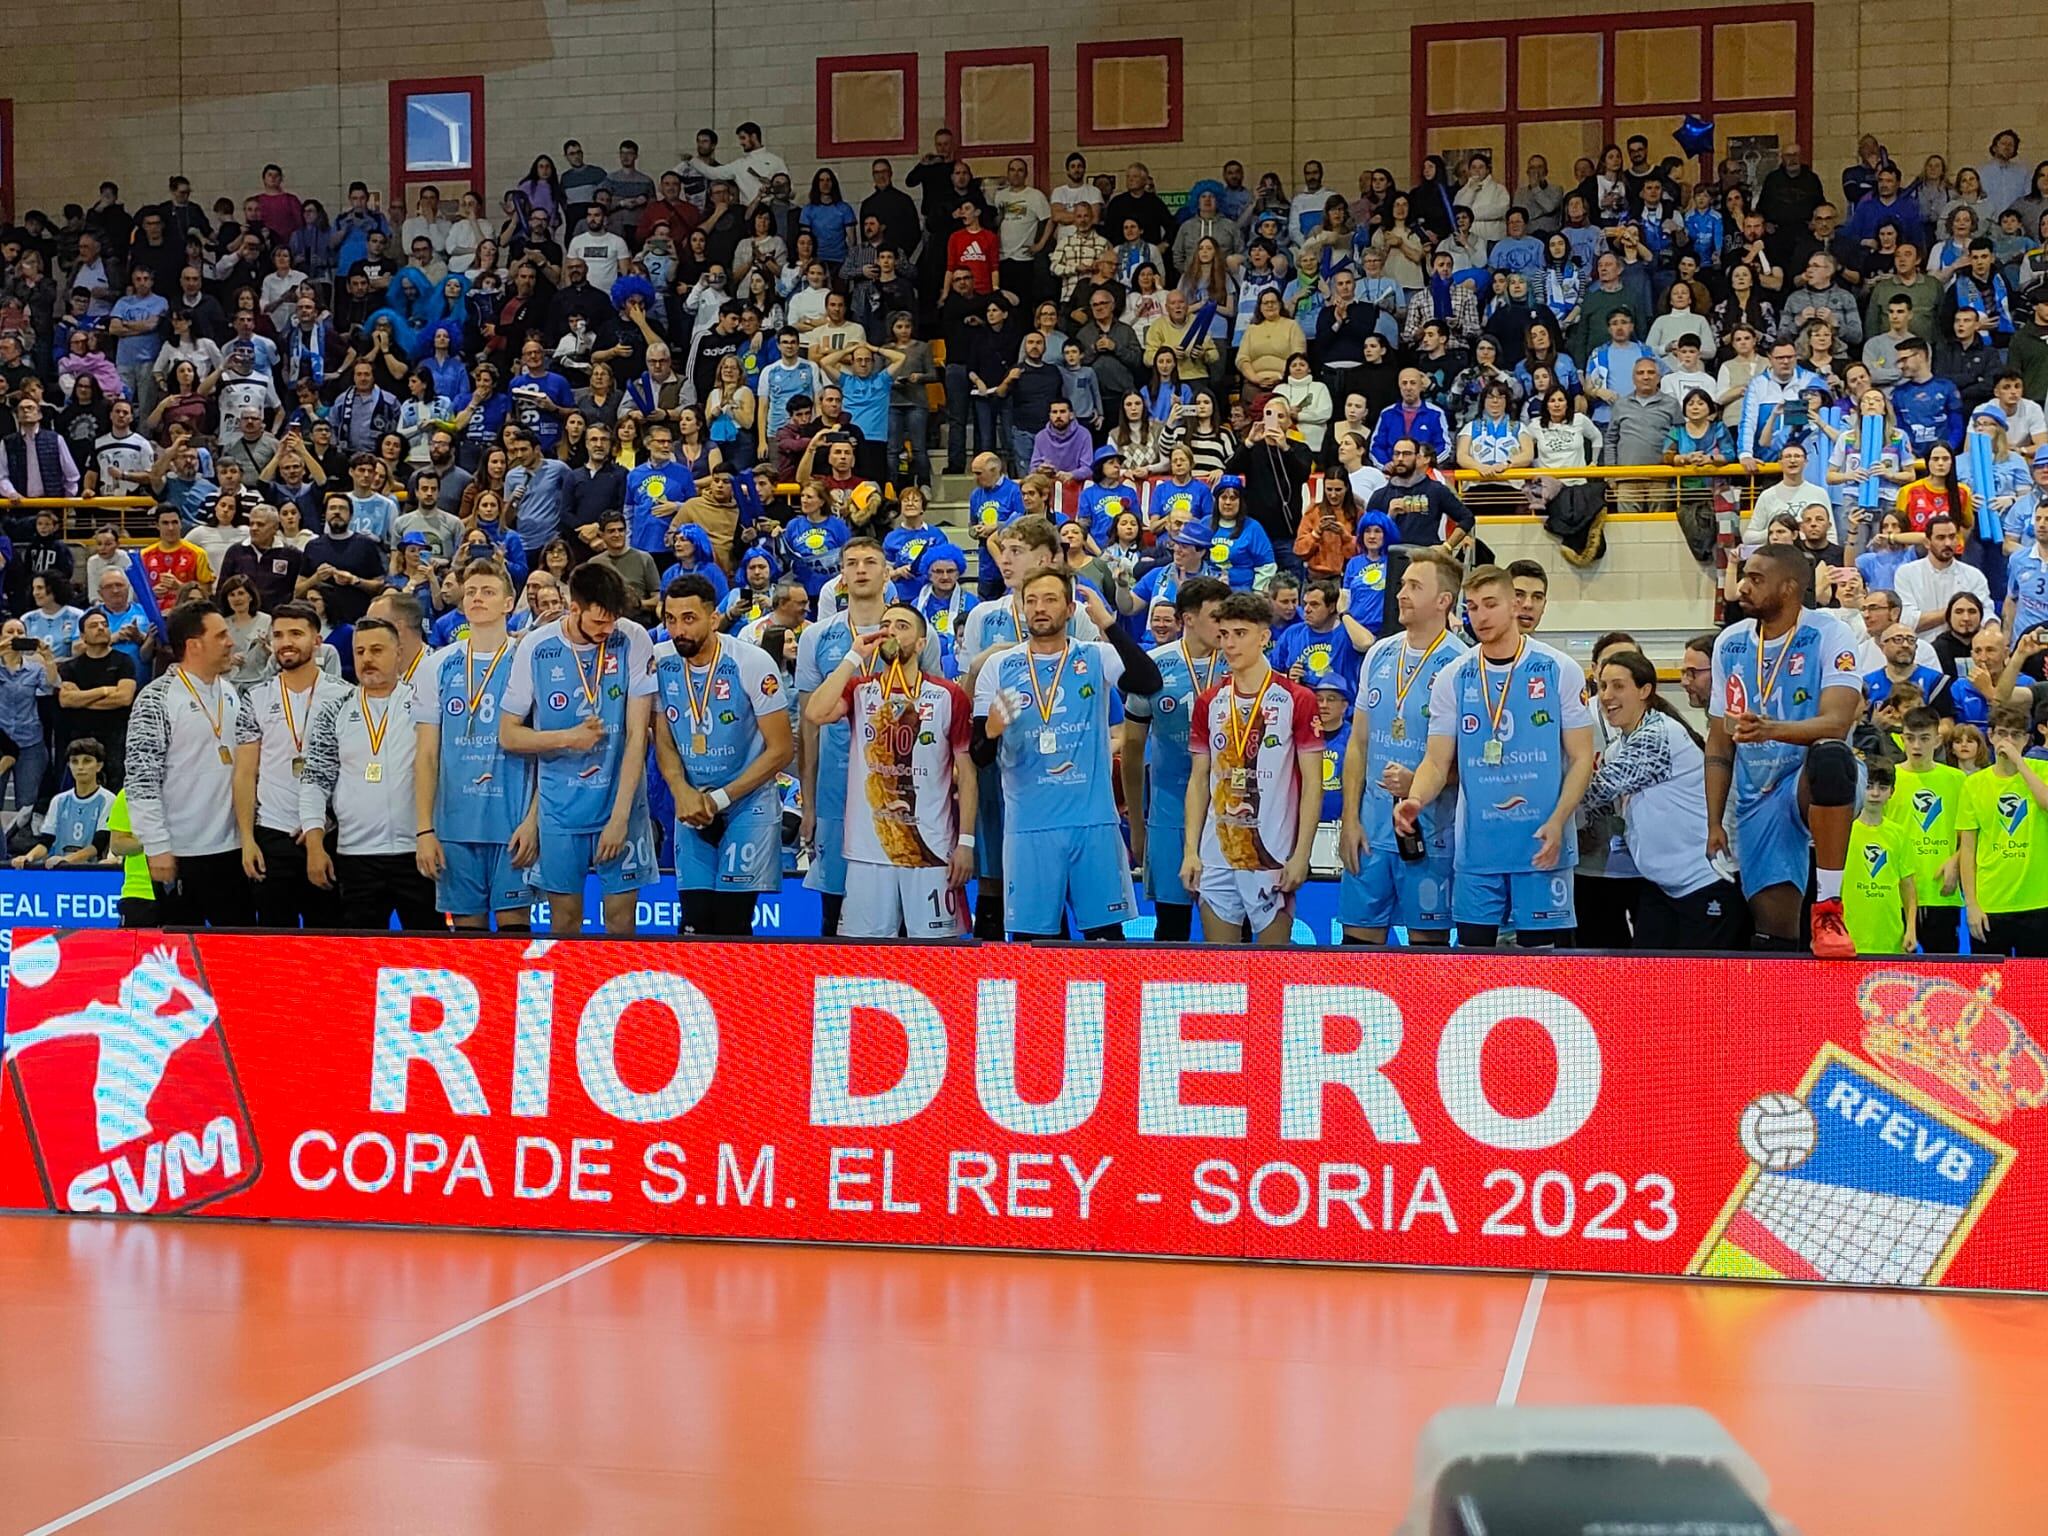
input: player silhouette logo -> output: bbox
[4,945,221,1154]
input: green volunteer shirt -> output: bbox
[1886,761,1964,909]
[106,790,152,904]
[1844,816,1913,954]
[1958,768,2048,914]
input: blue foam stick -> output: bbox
[1858,413,1884,512]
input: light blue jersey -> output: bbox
[1358,629,1465,853]
[1126,641,1228,835]
[415,637,535,845]
[501,616,657,833]
[1709,608,1862,897]
[653,634,786,894]
[2007,539,2048,639]
[1427,637,1592,876]
[973,640,1126,833]
[40,787,113,856]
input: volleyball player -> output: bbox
[973,568,1161,940]
[1395,564,1595,947]
[1182,593,1323,944]
[794,537,941,936]
[805,602,976,938]
[1339,550,1465,946]
[651,574,796,936]
[413,561,538,930]
[1704,543,1863,956]
[1119,576,1231,942]
[500,562,657,935]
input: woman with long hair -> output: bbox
[1121,264,1167,331]
[1933,590,1986,681]
[1515,318,1580,401]
[519,156,565,230]
[675,405,717,478]
[1711,260,1776,347]
[460,444,511,523]
[219,575,274,687]
[290,199,334,285]
[147,359,212,442]
[1541,233,1585,332]
[1371,193,1427,290]
[800,168,857,266]
[734,207,789,285]
[1830,388,1914,551]
[1111,390,1166,474]
[1179,236,1235,310]
[1582,649,1744,949]
[611,411,642,469]
[1856,508,1916,593]
[55,373,110,465]
[462,488,530,585]
[1897,441,1973,536]
[1528,383,1606,563]
[1143,350,1193,424]
[1408,154,1457,241]
[705,352,758,471]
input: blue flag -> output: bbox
[124,547,168,642]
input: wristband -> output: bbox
[708,787,732,812]
[956,834,976,850]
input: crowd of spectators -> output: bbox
[2,121,2047,957]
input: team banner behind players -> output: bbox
[3,930,2047,1291]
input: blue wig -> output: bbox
[610,273,658,315]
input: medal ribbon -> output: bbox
[464,640,508,726]
[1479,638,1524,743]
[1755,629,1795,708]
[278,677,310,756]
[1392,629,1448,717]
[1179,640,1216,700]
[361,688,393,757]
[175,668,227,754]
[683,636,722,731]
[1025,643,1071,725]
[1227,671,1270,765]
[569,636,604,712]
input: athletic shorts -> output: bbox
[1341,845,1455,931]
[842,861,966,939]
[1144,816,1190,906]
[1453,868,1577,931]
[1003,824,1137,936]
[674,795,781,894]
[803,814,848,896]
[535,801,656,898]
[1731,781,1810,900]
[437,839,535,917]
[1198,863,1288,932]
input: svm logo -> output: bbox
[3,936,261,1216]
[67,1115,245,1214]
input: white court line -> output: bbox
[21,1237,651,1536]
[1496,1273,1548,1406]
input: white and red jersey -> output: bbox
[840,669,973,868]
[1190,672,1322,871]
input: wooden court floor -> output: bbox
[1,1215,2038,1533]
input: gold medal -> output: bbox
[1477,639,1523,768]
[291,755,305,777]
[682,636,722,755]
[691,732,709,754]
[176,668,232,768]
[217,746,232,765]
[1390,718,1407,743]
[365,762,384,783]
[1391,629,1448,746]
[360,687,393,785]
[1482,740,1503,766]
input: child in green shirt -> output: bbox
[1846,761,1917,955]
[1958,703,2048,955]
[1886,706,1965,952]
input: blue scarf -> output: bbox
[288,322,325,389]
[1428,275,1453,319]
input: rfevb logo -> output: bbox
[3,935,261,1215]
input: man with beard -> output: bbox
[805,601,975,938]
[233,600,350,927]
[794,538,942,937]
[973,567,1162,941]
[298,490,390,625]
[1182,592,1323,945]
[414,562,539,931]
[647,573,795,936]
[1704,543,1865,956]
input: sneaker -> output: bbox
[1810,897,1854,959]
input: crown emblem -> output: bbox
[1856,971,2048,1124]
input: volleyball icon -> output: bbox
[1739,1093,1818,1171]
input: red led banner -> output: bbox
[3,931,2045,1290]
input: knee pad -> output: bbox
[1804,738,1858,805]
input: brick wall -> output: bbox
[5,0,2042,216]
